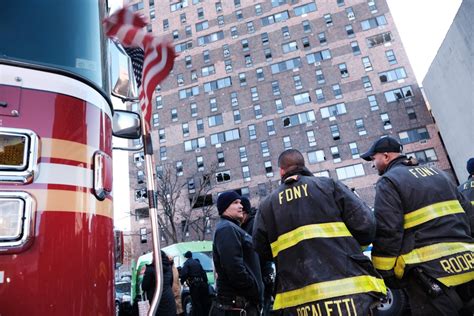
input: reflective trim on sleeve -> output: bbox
[471,201,474,206]
[273,275,386,310]
[372,255,397,271]
[437,271,474,287]
[270,222,352,257]
[394,242,474,279]
[404,200,465,229]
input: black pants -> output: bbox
[209,300,260,316]
[406,277,473,316]
[190,282,211,316]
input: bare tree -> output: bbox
[154,162,218,245]
[154,163,184,244]
[185,165,218,241]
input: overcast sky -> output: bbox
[386,0,462,83]
[112,0,463,231]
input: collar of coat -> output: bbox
[281,166,314,183]
[220,215,241,226]
[384,155,418,174]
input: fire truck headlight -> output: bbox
[0,192,35,252]
[0,198,23,239]
[0,128,40,184]
[0,134,27,170]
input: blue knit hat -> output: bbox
[467,158,474,175]
[217,191,241,215]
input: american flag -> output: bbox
[104,8,175,132]
[124,47,144,88]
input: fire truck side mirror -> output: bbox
[109,40,139,101]
[112,110,142,139]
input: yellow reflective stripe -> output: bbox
[271,222,351,257]
[394,242,474,279]
[273,276,386,310]
[26,189,113,219]
[372,255,397,271]
[437,271,474,287]
[42,138,97,164]
[401,242,474,265]
[404,200,465,229]
[471,201,474,206]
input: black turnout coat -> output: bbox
[371,156,473,287]
[253,167,386,313]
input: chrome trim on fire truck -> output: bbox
[0,64,112,119]
[0,128,39,184]
[94,151,107,201]
[0,191,35,252]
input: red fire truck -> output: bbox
[0,2,143,315]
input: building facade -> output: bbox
[126,0,452,257]
[423,0,473,182]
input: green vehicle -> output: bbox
[131,241,214,315]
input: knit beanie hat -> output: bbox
[240,197,251,214]
[217,191,241,215]
[184,251,192,259]
[467,158,474,175]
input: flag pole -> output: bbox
[103,8,176,315]
[140,121,163,316]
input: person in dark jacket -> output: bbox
[458,158,474,212]
[142,251,177,316]
[361,136,474,316]
[211,191,263,316]
[180,251,211,316]
[240,197,255,235]
[240,197,274,316]
[253,149,386,315]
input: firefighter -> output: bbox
[361,136,474,315]
[211,191,263,316]
[458,158,474,210]
[180,251,211,316]
[253,149,386,315]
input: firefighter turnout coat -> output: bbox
[371,156,474,287]
[253,168,386,315]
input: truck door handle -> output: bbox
[0,102,7,108]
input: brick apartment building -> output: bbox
[126,0,452,257]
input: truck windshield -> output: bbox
[116,282,131,294]
[0,1,108,93]
[192,252,213,272]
